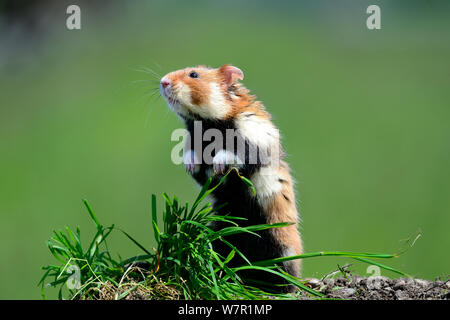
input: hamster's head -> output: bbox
[160,64,244,120]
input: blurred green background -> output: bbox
[0,0,449,299]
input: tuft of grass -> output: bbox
[38,200,123,299]
[40,169,411,300]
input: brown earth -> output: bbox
[303,275,449,300]
[90,265,449,300]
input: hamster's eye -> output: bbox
[189,71,199,79]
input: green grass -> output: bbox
[2,2,449,299]
[39,169,410,300]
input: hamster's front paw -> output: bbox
[184,149,200,174]
[212,150,241,175]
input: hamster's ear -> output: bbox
[218,64,244,89]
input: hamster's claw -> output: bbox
[184,150,200,175]
[213,162,227,175]
[213,150,236,175]
[185,163,197,174]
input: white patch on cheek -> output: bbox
[202,82,231,120]
[174,82,192,106]
[172,82,215,120]
[168,81,231,120]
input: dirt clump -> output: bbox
[304,275,449,300]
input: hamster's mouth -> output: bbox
[163,92,187,115]
[160,84,180,106]
[166,96,179,105]
[161,89,180,106]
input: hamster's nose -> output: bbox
[160,79,170,88]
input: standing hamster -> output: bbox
[160,64,302,292]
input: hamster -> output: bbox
[160,64,302,292]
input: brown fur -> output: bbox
[172,64,302,252]
[161,65,303,287]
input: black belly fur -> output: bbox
[184,119,293,291]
